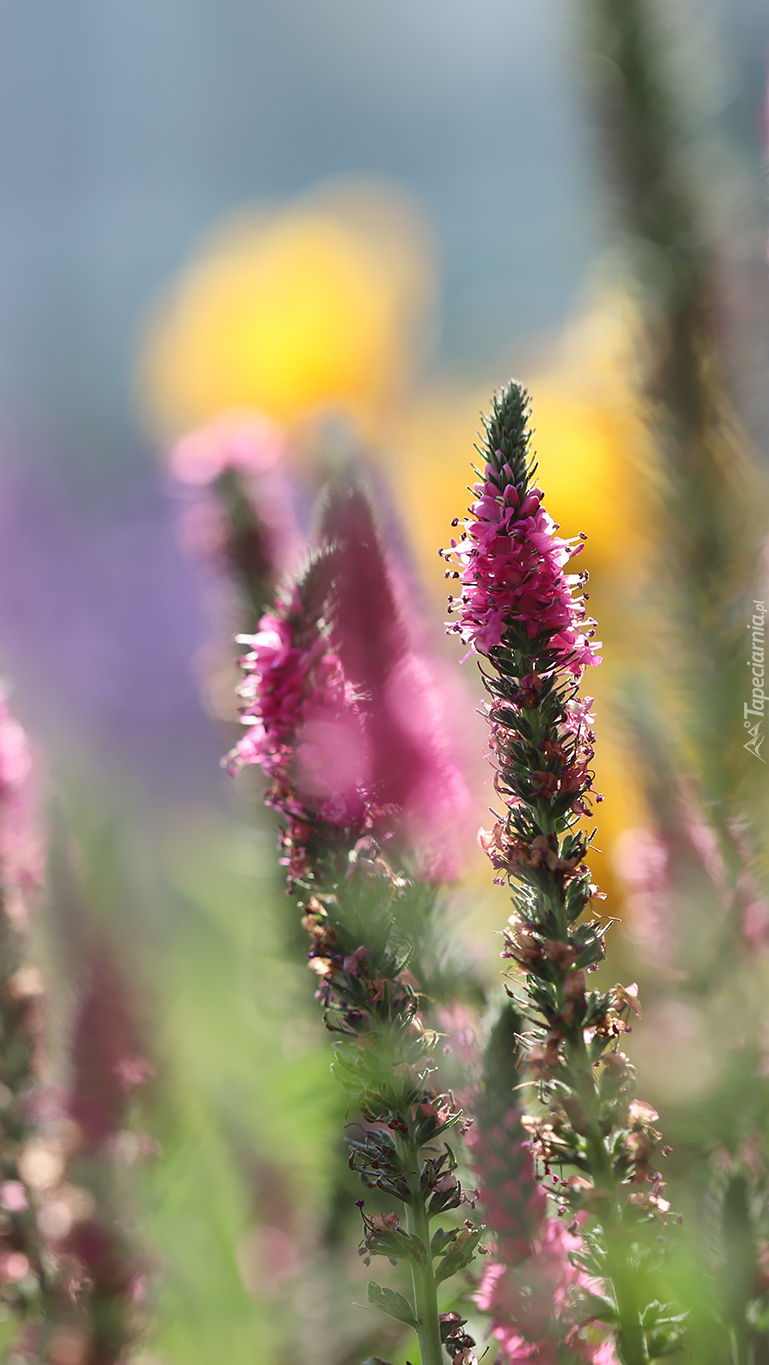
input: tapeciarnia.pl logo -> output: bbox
[745,599,766,762]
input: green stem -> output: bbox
[401,1141,444,1365]
[602,1218,649,1365]
[571,1039,649,1365]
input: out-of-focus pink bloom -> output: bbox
[67,941,151,1151]
[477,1216,615,1364]
[25,927,155,1363]
[322,485,470,878]
[227,485,471,882]
[613,827,677,975]
[170,410,301,588]
[374,650,470,880]
[0,694,43,924]
[467,1006,617,1364]
[0,1182,28,1213]
[469,1117,587,1357]
[170,410,284,485]
[614,796,769,963]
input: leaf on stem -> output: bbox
[367,1280,419,1328]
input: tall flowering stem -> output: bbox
[443,383,681,1365]
[228,494,483,1365]
[579,0,765,925]
[577,9,769,1350]
[0,697,51,1351]
[37,927,153,1365]
[308,849,480,1365]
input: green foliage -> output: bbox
[367,1282,419,1329]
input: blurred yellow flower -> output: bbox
[138,179,435,435]
[384,293,648,604]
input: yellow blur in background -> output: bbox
[140,179,436,436]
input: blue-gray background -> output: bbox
[0,0,765,789]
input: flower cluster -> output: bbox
[224,549,368,881]
[446,383,681,1365]
[226,484,469,885]
[441,386,601,869]
[443,412,600,673]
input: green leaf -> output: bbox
[434,1228,482,1283]
[431,1227,456,1256]
[646,1330,686,1358]
[367,1280,419,1328]
[577,1291,618,1324]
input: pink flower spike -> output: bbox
[0,693,43,921]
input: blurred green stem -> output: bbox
[571,1035,649,1364]
[581,0,764,814]
[400,1138,443,1365]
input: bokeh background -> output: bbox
[0,2,767,1361]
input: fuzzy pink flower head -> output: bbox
[374,651,471,880]
[614,797,769,962]
[228,484,474,880]
[169,411,284,485]
[476,1219,618,1365]
[68,940,151,1150]
[322,484,471,878]
[170,410,301,584]
[613,826,675,974]
[0,695,43,919]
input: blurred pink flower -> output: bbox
[170,409,301,590]
[613,826,677,975]
[467,1007,617,1365]
[228,485,472,881]
[67,940,151,1150]
[0,694,43,923]
[169,410,284,485]
[322,484,471,878]
[615,795,769,964]
[477,1215,616,1364]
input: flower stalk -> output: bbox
[444,382,681,1364]
[229,487,483,1364]
[0,697,51,1353]
[290,824,483,1365]
[469,1004,619,1363]
[578,0,766,924]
